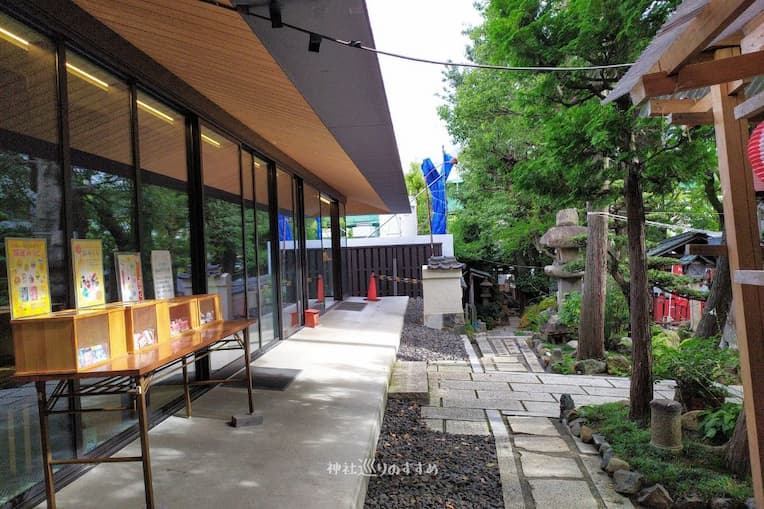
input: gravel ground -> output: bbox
[364,399,502,509]
[397,298,468,362]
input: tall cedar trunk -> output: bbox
[578,203,607,360]
[625,167,653,424]
[726,409,751,477]
[695,254,732,338]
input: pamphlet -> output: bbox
[71,239,105,308]
[5,237,51,319]
[114,252,144,302]
[151,250,174,299]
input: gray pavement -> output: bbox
[36,297,408,509]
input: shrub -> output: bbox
[558,292,582,330]
[579,402,751,501]
[604,277,629,339]
[654,337,740,410]
[698,403,742,444]
[519,295,556,331]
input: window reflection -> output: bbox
[277,169,301,337]
[256,159,278,345]
[304,185,322,311]
[0,14,68,503]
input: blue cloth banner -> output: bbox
[420,151,455,235]
[278,214,293,241]
[315,217,323,240]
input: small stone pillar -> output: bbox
[480,280,493,307]
[422,256,465,329]
[539,209,587,308]
[650,399,683,452]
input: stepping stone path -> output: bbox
[417,320,668,508]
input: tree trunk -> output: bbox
[695,253,732,339]
[578,203,607,360]
[625,167,653,424]
[725,409,750,477]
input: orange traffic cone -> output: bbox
[317,274,325,303]
[365,272,380,301]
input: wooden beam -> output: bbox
[691,93,714,113]
[741,11,764,53]
[735,89,764,119]
[634,50,764,102]
[735,270,764,285]
[660,0,755,75]
[711,81,764,506]
[667,111,715,126]
[687,244,764,256]
[647,99,698,116]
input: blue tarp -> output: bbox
[421,151,455,234]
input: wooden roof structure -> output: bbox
[11,0,409,215]
[606,0,764,503]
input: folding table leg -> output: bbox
[182,357,192,418]
[35,381,57,509]
[135,377,155,509]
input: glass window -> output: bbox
[256,159,277,345]
[0,13,70,503]
[67,51,135,302]
[304,185,322,310]
[277,169,301,337]
[321,196,335,304]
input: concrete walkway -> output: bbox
[37,297,408,509]
[424,323,660,508]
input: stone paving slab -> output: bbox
[420,406,487,421]
[513,436,569,453]
[582,386,631,397]
[521,401,559,417]
[471,372,541,383]
[425,419,444,432]
[485,410,525,509]
[507,416,559,436]
[560,394,629,406]
[486,364,529,372]
[388,361,428,400]
[520,451,583,478]
[571,436,598,455]
[439,379,510,390]
[432,388,478,399]
[511,383,589,395]
[528,480,598,508]
[463,336,484,373]
[580,454,634,508]
[442,398,525,411]
[537,374,616,387]
[446,420,491,435]
[430,370,473,381]
[476,390,556,402]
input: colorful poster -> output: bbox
[5,237,51,319]
[71,239,105,308]
[114,252,144,302]
[151,250,175,299]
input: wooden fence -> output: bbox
[342,242,442,298]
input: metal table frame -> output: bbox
[19,320,255,509]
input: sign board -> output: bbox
[5,237,51,319]
[151,250,175,299]
[115,252,144,302]
[71,239,105,308]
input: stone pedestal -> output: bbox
[539,209,586,308]
[422,265,464,329]
[650,399,683,452]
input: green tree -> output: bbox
[404,162,429,235]
[442,0,717,422]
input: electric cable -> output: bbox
[197,0,633,72]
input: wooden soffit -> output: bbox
[72,0,397,214]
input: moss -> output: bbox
[579,403,752,501]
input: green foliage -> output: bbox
[561,258,585,273]
[654,337,740,405]
[604,277,629,339]
[551,351,576,374]
[699,403,742,444]
[649,269,709,301]
[404,163,430,235]
[476,300,503,329]
[647,256,685,269]
[606,352,632,377]
[558,292,582,330]
[519,295,556,331]
[579,402,752,501]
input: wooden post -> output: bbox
[711,80,764,505]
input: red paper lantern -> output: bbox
[746,121,764,185]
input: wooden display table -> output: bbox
[13,318,256,509]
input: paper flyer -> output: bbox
[151,250,175,299]
[115,252,144,302]
[5,237,51,319]
[71,239,105,308]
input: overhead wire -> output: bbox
[197,0,633,72]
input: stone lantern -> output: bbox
[539,209,586,308]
